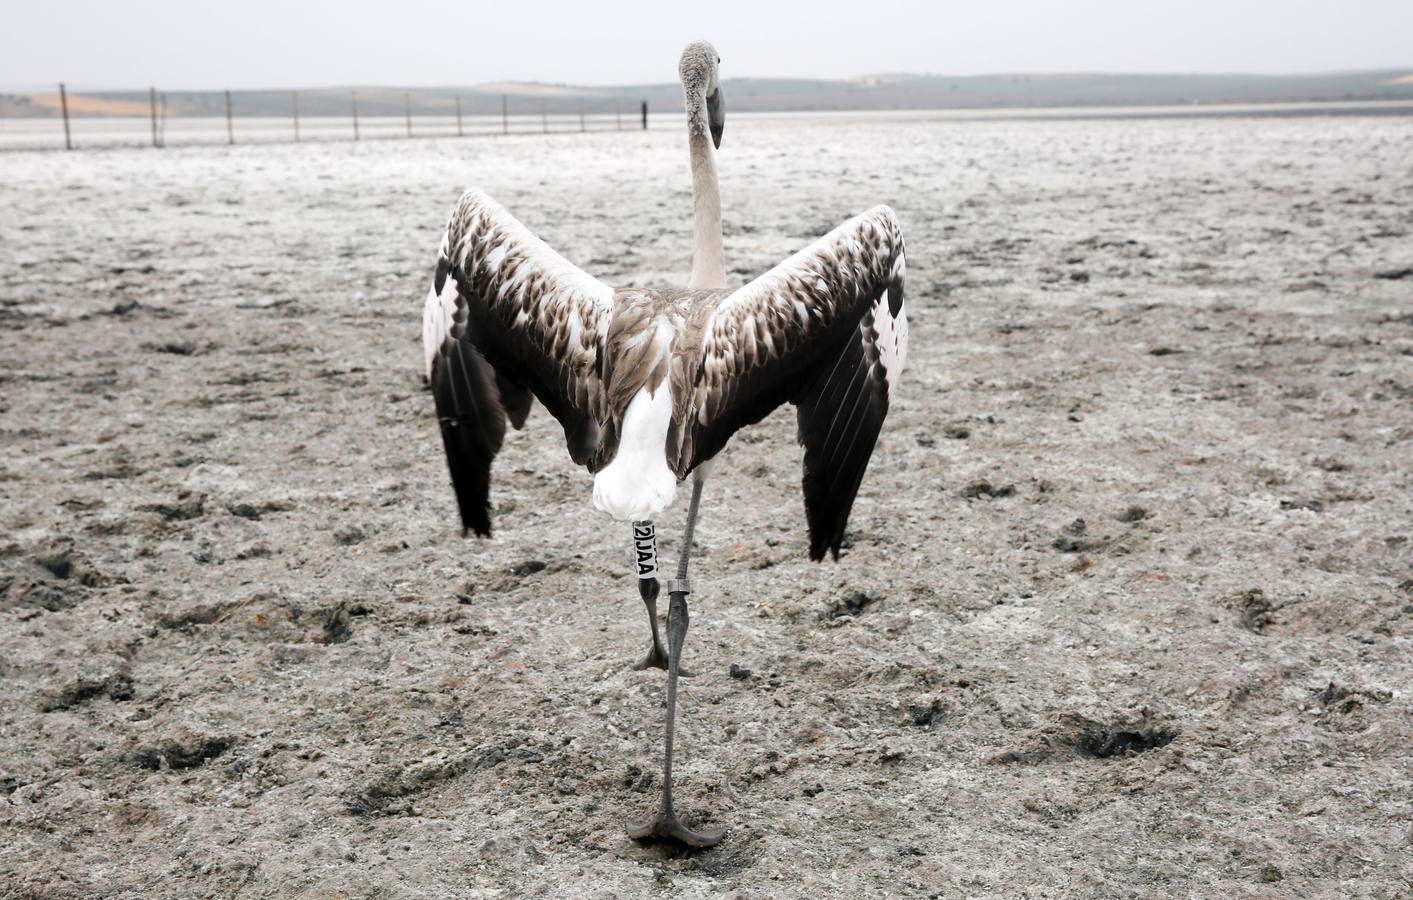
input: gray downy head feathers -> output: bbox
[679,40,723,147]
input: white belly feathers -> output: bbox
[592,383,678,520]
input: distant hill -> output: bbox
[4,69,1412,118]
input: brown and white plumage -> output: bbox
[422,189,907,559]
[420,38,910,849]
[421,189,612,535]
[671,204,908,559]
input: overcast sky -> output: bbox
[4,0,1410,90]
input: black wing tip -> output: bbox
[441,434,495,542]
[431,341,508,547]
[807,534,844,562]
[451,490,493,539]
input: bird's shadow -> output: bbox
[623,831,759,876]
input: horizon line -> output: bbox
[3,65,1411,95]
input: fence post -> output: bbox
[225,90,234,145]
[352,91,360,141]
[540,98,547,134]
[455,96,463,137]
[59,83,72,150]
[404,92,412,138]
[641,100,647,130]
[292,91,300,142]
[501,95,508,135]
[149,87,159,147]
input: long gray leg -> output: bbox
[627,476,724,847]
[630,520,669,671]
[675,475,704,586]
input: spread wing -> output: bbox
[672,205,908,561]
[421,188,613,536]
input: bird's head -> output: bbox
[678,40,724,149]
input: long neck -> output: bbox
[684,87,725,289]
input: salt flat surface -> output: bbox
[1,113,1411,897]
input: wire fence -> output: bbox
[0,84,652,151]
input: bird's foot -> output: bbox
[631,646,692,677]
[626,808,725,848]
[632,647,669,672]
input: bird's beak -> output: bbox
[707,87,725,149]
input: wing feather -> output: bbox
[421,189,614,535]
[673,205,908,560]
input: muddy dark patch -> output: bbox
[0,577,77,613]
[347,747,507,818]
[1313,457,1350,473]
[988,710,1177,765]
[1316,681,1391,712]
[140,340,200,356]
[125,734,233,771]
[623,765,655,794]
[908,699,947,731]
[1073,722,1176,758]
[39,672,133,712]
[333,526,366,545]
[961,480,1015,499]
[506,560,547,577]
[34,546,107,587]
[819,591,879,621]
[37,554,74,580]
[321,603,355,644]
[85,460,139,481]
[141,493,205,522]
[158,600,237,629]
[689,836,760,876]
[630,830,757,871]
[1053,519,1096,550]
[226,499,295,520]
[1226,588,1277,633]
[1117,505,1148,523]
[1313,681,1393,733]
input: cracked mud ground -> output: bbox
[2,113,1411,897]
